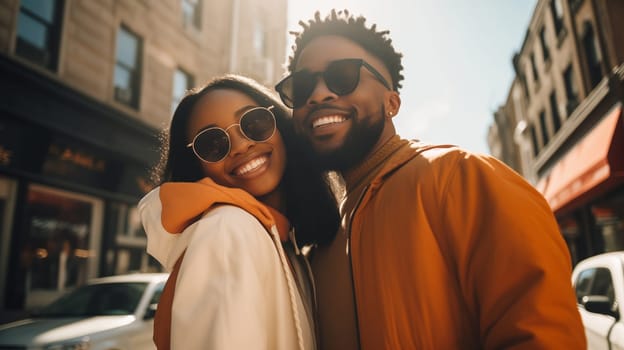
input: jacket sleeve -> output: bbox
[440,151,586,349]
[170,206,281,350]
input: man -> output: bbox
[275,9,586,350]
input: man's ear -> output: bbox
[385,91,401,118]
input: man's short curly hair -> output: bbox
[287,9,404,91]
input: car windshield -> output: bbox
[37,282,148,317]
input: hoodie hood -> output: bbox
[138,177,282,271]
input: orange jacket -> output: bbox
[346,141,586,349]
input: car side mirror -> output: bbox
[583,295,619,319]
[143,303,158,320]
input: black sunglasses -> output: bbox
[186,106,276,163]
[275,58,392,109]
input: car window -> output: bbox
[39,282,148,317]
[575,268,595,303]
[590,268,615,303]
[149,282,165,305]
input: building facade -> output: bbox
[489,0,624,265]
[0,0,287,320]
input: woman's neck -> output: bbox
[258,186,285,213]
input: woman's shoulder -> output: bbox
[191,204,274,245]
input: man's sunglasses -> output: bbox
[275,58,392,109]
[186,106,276,163]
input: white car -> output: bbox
[0,273,168,350]
[572,251,624,350]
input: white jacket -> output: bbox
[138,180,315,350]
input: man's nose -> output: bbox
[306,77,338,106]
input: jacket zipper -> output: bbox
[289,228,319,349]
[346,184,370,349]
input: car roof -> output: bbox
[87,273,169,285]
[576,251,624,267]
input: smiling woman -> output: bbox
[139,74,339,349]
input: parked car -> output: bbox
[0,273,168,350]
[572,251,624,350]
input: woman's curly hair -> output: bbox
[287,9,404,91]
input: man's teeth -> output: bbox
[235,156,268,175]
[312,115,346,128]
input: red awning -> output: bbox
[537,105,624,214]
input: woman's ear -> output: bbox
[385,91,401,118]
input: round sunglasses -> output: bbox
[275,58,392,109]
[186,106,276,163]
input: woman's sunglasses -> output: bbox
[274,58,392,109]
[186,106,276,163]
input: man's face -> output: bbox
[291,35,396,171]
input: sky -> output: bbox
[286,0,538,155]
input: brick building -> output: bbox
[0,0,287,318]
[488,0,624,264]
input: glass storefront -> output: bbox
[22,184,103,309]
[0,176,17,312]
[558,186,624,265]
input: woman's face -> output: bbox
[186,89,287,198]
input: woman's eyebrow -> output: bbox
[194,105,259,133]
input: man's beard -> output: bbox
[302,105,386,172]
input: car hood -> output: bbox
[0,316,136,345]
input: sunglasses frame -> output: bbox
[186,105,276,163]
[275,58,392,108]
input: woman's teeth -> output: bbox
[234,156,268,175]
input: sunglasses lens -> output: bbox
[291,72,317,108]
[193,128,230,162]
[325,60,361,95]
[241,108,276,141]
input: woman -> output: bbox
[138,75,339,349]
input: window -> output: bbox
[529,124,539,157]
[114,26,142,108]
[582,22,603,89]
[540,27,550,62]
[253,20,268,57]
[15,0,64,70]
[182,0,202,29]
[530,53,539,87]
[575,267,614,304]
[563,65,579,116]
[569,0,583,13]
[171,68,193,115]
[550,0,565,35]
[549,92,561,133]
[575,268,594,303]
[539,110,549,146]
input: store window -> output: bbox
[105,202,160,275]
[114,26,142,109]
[15,0,64,70]
[0,176,17,309]
[22,185,102,308]
[591,202,624,253]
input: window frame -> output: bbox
[15,0,65,71]
[113,25,143,109]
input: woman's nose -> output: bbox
[227,126,254,157]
